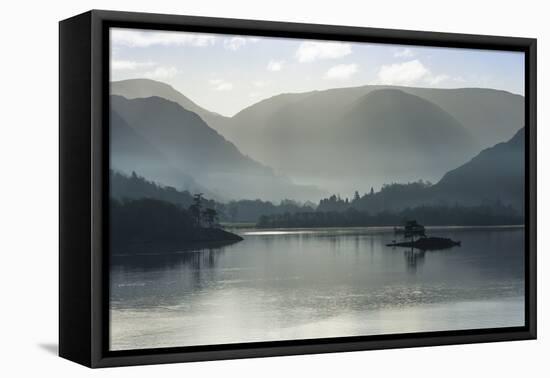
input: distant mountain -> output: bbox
[110,79,524,198]
[218,85,522,192]
[111,108,207,195]
[111,109,160,162]
[344,89,476,171]
[343,128,525,213]
[223,88,478,193]
[110,170,317,223]
[111,95,325,202]
[397,87,524,147]
[431,127,525,210]
[228,85,523,147]
[111,79,228,131]
[110,170,203,209]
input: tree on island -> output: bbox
[203,208,219,228]
[109,198,243,250]
[189,193,204,226]
[188,193,219,228]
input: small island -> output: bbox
[110,193,242,255]
[386,220,461,250]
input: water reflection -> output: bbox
[111,247,225,271]
[110,226,525,350]
[404,249,426,273]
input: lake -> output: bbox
[110,226,525,351]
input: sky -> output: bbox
[110,27,525,117]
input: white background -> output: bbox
[0,0,546,376]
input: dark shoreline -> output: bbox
[111,228,243,256]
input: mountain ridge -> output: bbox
[223,88,480,193]
[111,79,229,131]
[110,78,524,197]
[111,94,326,201]
[228,84,523,148]
[431,127,525,209]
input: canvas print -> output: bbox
[108,27,526,351]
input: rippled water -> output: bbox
[110,226,525,351]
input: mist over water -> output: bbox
[110,226,524,350]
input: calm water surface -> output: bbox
[110,226,525,350]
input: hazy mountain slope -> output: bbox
[225,84,522,156]
[431,127,525,210]
[110,79,228,131]
[223,89,478,193]
[398,87,524,146]
[306,85,524,145]
[111,95,325,201]
[338,89,477,189]
[111,109,161,162]
[112,95,266,174]
[110,170,218,210]
[232,91,315,126]
[111,79,522,154]
[344,89,476,164]
[111,109,209,194]
[109,79,523,198]
[350,127,525,213]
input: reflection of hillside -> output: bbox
[111,245,230,271]
[110,247,229,308]
[111,239,241,258]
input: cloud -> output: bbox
[267,60,285,71]
[377,60,430,85]
[253,80,269,87]
[215,82,233,91]
[143,66,179,80]
[394,48,415,58]
[324,63,359,80]
[376,59,460,87]
[223,36,261,50]
[111,60,156,70]
[224,37,247,51]
[209,78,233,91]
[427,74,450,85]
[110,59,179,79]
[452,76,467,84]
[295,41,352,63]
[111,29,216,47]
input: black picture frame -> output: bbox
[59,9,537,368]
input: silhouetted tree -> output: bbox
[110,198,242,250]
[256,202,522,228]
[203,208,218,228]
[228,206,238,222]
[189,193,204,226]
